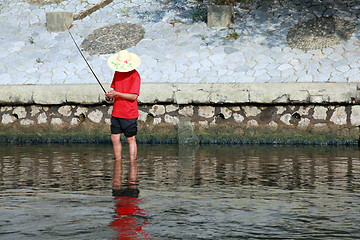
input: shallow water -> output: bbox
[0,144,360,239]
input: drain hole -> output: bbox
[77,113,86,123]
[292,113,301,120]
[216,113,225,119]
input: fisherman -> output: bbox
[105,50,141,193]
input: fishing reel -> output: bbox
[106,97,115,104]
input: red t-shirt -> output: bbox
[110,70,141,119]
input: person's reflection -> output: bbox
[110,163,150,240]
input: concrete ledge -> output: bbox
[0,83,359,105]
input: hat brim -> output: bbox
[107,52,141,72]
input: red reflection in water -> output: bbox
[110,189,150,240]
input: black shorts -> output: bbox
[110,117,138,137]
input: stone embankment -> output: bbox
[1,83,360,144]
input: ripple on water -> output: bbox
[0,144,360,239]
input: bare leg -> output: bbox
[111,133,122,189]
[127,136,137,187]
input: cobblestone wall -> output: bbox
[1,103,359,144]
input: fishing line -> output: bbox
[65,23,107,94]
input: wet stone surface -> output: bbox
[287,17,357,51]
[80,23,146,55]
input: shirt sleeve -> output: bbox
[129,71,141,95]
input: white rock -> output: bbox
[88,109,103,123]
[75,107,88,117]
[153,117,161,125]
[220,107,232,119]
[330,106,346,125]
[30,106,41,116]
[198,106,215,118]
[268,121,278,129]
[1,106,12,112]
[313,106,328,120]
[350,106,360,126]
[166,105,179,113]
[1,114,15,124]
[280,113,292,125]
[13,107,27,119]
[51,118,63,125]
[178,106,194,116]
[149,105,166,116]
[164,114,179,125]
[243,106,261,117]
[138,110,147,122]
[247,119,258,126]
[70,118,79,125]
[233,113,244,123]
[37,113,47,124]
[20,119,34,126]
[298,118,310,128]
[58,105,72,117]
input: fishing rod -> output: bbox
[65,23,107,94]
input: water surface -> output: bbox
[0,144,359,239]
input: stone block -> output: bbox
[88,109,103,123]
[37,113,48,124]
[207,5,234,28]
[220,107,232,119]
[32,85,67,104]
[313,106,328,120]
[179,106,194,117]
[1,114,16,124]
[199,106,215,118]
[243,106,261,118]
[20,119,34,126]
[247,119,259,127]
[149,105,166,116]
[138,83,174,103]
[0,85,33,104]
[174,84,210,104]
[13,107,27,119]
[350,106,360,126]
[330,106,346,125]
[51,118,63,125]
[233,113,244,123]
[58,105,72,117]
[46,12,73,32]
[164,114,179,125]
[280,113,292,125]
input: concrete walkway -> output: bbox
[0,0,360,93]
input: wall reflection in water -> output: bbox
[0,144,359,193]
[139,145,360,193]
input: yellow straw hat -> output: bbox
[107,50,141,72]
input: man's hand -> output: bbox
[106,90,138,101]
[106,90,117,98]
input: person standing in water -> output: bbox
[105,50,141,194]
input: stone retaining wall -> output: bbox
[1,83,359,144]
[1,103,359,145]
